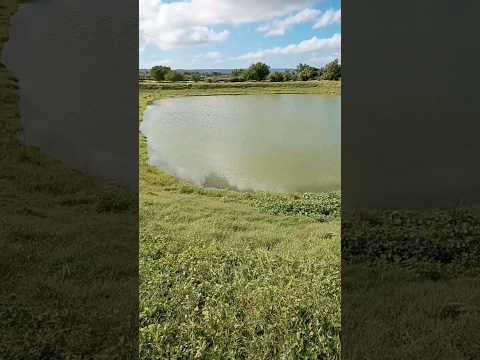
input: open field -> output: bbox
[139,82,480,359]
[342,208,480,359]
[139,79,341,95]
[1,2,137,357]
[343,265,480,359]
[139,83,341,358]
[7,2,479,356]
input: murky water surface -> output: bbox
[141,95,340,192]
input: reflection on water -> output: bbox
[141,95,340,193]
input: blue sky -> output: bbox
[139,0,340,69]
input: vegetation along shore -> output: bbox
[1,2,137,357]
[139,80,342,358]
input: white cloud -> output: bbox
[140,0,318,50]
[194,51,224,64]
[257,8,321,37]
[313,8,341,29]
[152,27,229,50]
[308,52,341,67]
[204,51,223,60]
[237,33,341,62]
[140,58,174,69]
[256,7,341,37]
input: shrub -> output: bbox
[191,74,202,82]
[246,62,270,81]
[165,70,185,82]
[230,76,246,82]
[283,72,294,81]
[320,59,341,80]
[296,63,318,81]
[268,72,285,82]
[231,69,245,77]
[230,69,247,82]
[96,190,134,213]
[342,207,480,274]
[150,66,171,81]
[253,191,340,222]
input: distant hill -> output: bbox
[139,68,295,75]
[176,69,233,75]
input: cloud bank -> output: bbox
[313,8,341,29]
[256,7,340,37]
[140,0,318,50]
[237,33,341,62]
[256,8,321,37]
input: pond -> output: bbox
[141,94,340,193]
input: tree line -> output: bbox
[148,59,341,83]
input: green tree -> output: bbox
[150,66,171,81]
[231,69,245,77]
[296,63,318,81]
[246,62,270,81]
[320,59,341,80]
[165,70,185,82]
[268,72,285,82]
[192,73,202,82]
[230,69,246,82]
[283,72,294,81]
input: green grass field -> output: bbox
[343,265,480,359]
[1,2,137,358]
[342,208,480,359]
[139,83,480,359]
[139,79,341,95]
[139,83,342,358]
[6,2,479,357]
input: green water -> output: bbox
[141,94,340,192]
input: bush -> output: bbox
[96,190,134,213]
[342,207,480,274]
[253,191,340,222]
[296,63,318,81]
[283,72,294,81]
[150,66,171,81]
[230,76,246,82]
[320,59,341,81]
[165,70,185,82]
[230,69,247,82]
[231,69,245,77]
[191,74,202,82]
[268,72,285,82]
[246,62,270,81]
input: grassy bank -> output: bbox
[1,2,137,358]
[342,208,480,359]
[140,82,480,359]
[139,79,341,95]
[139,84,341,358]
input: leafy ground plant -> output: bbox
[253,191,341,222]
[342,206,480,360]
[139,85,341,359]
[343,207,480,275]
[1,3,137,357]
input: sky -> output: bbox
[139,0,341,70]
